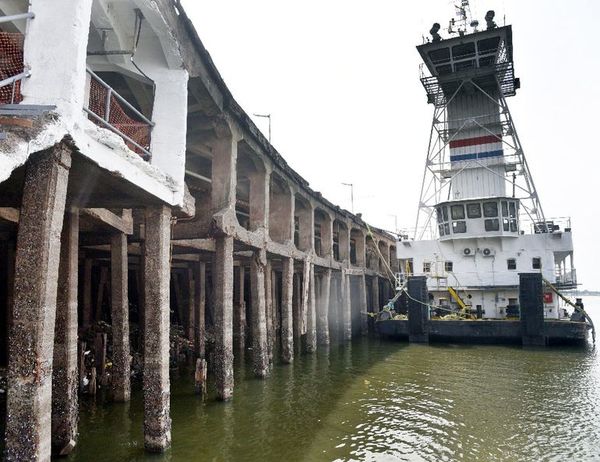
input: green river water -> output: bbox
[67,297,600,461]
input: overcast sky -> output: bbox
[181,0,600,290]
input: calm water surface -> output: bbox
[70,297,600,461]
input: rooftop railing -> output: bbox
[84,67,154,160]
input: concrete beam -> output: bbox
[82,208,133,235]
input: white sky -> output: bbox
[181,0,600,290]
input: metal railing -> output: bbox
[84,67,154,159]
[0,12,34,105]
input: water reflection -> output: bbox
[71,301,600,462]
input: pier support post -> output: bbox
[305,263,317,353]
[143,205,172,452]
[359,274,368,335]
[317,269,331,345]
[187,266,195,347]
[250,249,270,377]
[52,208,79,456]
[407,276,429,343]
[214,236,235,399]
[82,257,93,328]
[6,145,71,462]
[519,273,546,346]
[234,265,246,350]
[341,272,352,341]
[292,272,303,346]
[195,261,206,359]
[111,232,130,402]
[265,259,274,365]
[281,257,294,363]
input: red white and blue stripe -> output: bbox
[449,134,503,162]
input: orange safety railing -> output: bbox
[85,68,154,160]
[0,31,25,104]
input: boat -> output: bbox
[382,2,593,343]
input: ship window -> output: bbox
[478,55,495,67]
[503,218,510,231]
[423,262,431,273]
[452,42,475,59]
[454,60,476,72]
[501,201,508,217]
[445,261,453,272]
[532,257,542,270]
[444,223,450,235]
[477,37,501,54]
[442,206,449,222]
[467,203,482,218]
[485,218,500,231]
[438,224,445,237]
[483,201,498,217]
[507,259,517,270]
[451,204,465,220]
[510,220,518,232]
[436,207,443,222]
[452,220,467,233]
[509,201,517,218]
[428,48,451,63]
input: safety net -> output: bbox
[87,76,151,159]
[0,32,24,104]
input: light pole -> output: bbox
[341,182,354,213]
[253,113,271,143]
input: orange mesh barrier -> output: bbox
[88,77,151,158]
[0,32,24,104]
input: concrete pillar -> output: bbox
[292,272,302,344]
[51,208,79,456]
[264,259,274,365]
[371,276,380,313]
[6,145,71,461]
[186,267,195,344]
[143,205,172,452]
[281,257,294,363]
[341,272,352,341]
[250,250,270,378]
[214,236,234,399]
[408,276,429,343]
[360,274,369,335]
[195,260,206,359]
[305,263,317,353]
[317,269,331,345]
[82,257,92,328]
[233,265,246,350]
[111,232,130,402]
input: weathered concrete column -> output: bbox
[265,260,274,365]
[233,265,246,350]
[195,260,206,359]
[143,205,172,452]
[360,274,369,335]
[6,145,71,462]
[51,208,79,456]
[281,257,294,363]
[111,232,130,402]
[214,236,234,399]
[341,272,352,341]
[292,272,303,344]
[305,263,317,353]
[317,269,331,345]
[82,257,93,328]
[187,266,195,345]
[250,250,270,378]
[371,276,380,313]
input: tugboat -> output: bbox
[391,2,592,338]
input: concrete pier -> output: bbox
[143,205,172,452]
[111,232,130,402]
[6,146,71,461]
[250,249,270,377]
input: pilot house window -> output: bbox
[532,257,542,270]
[507,259,517,270]
[467,203,482,218]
